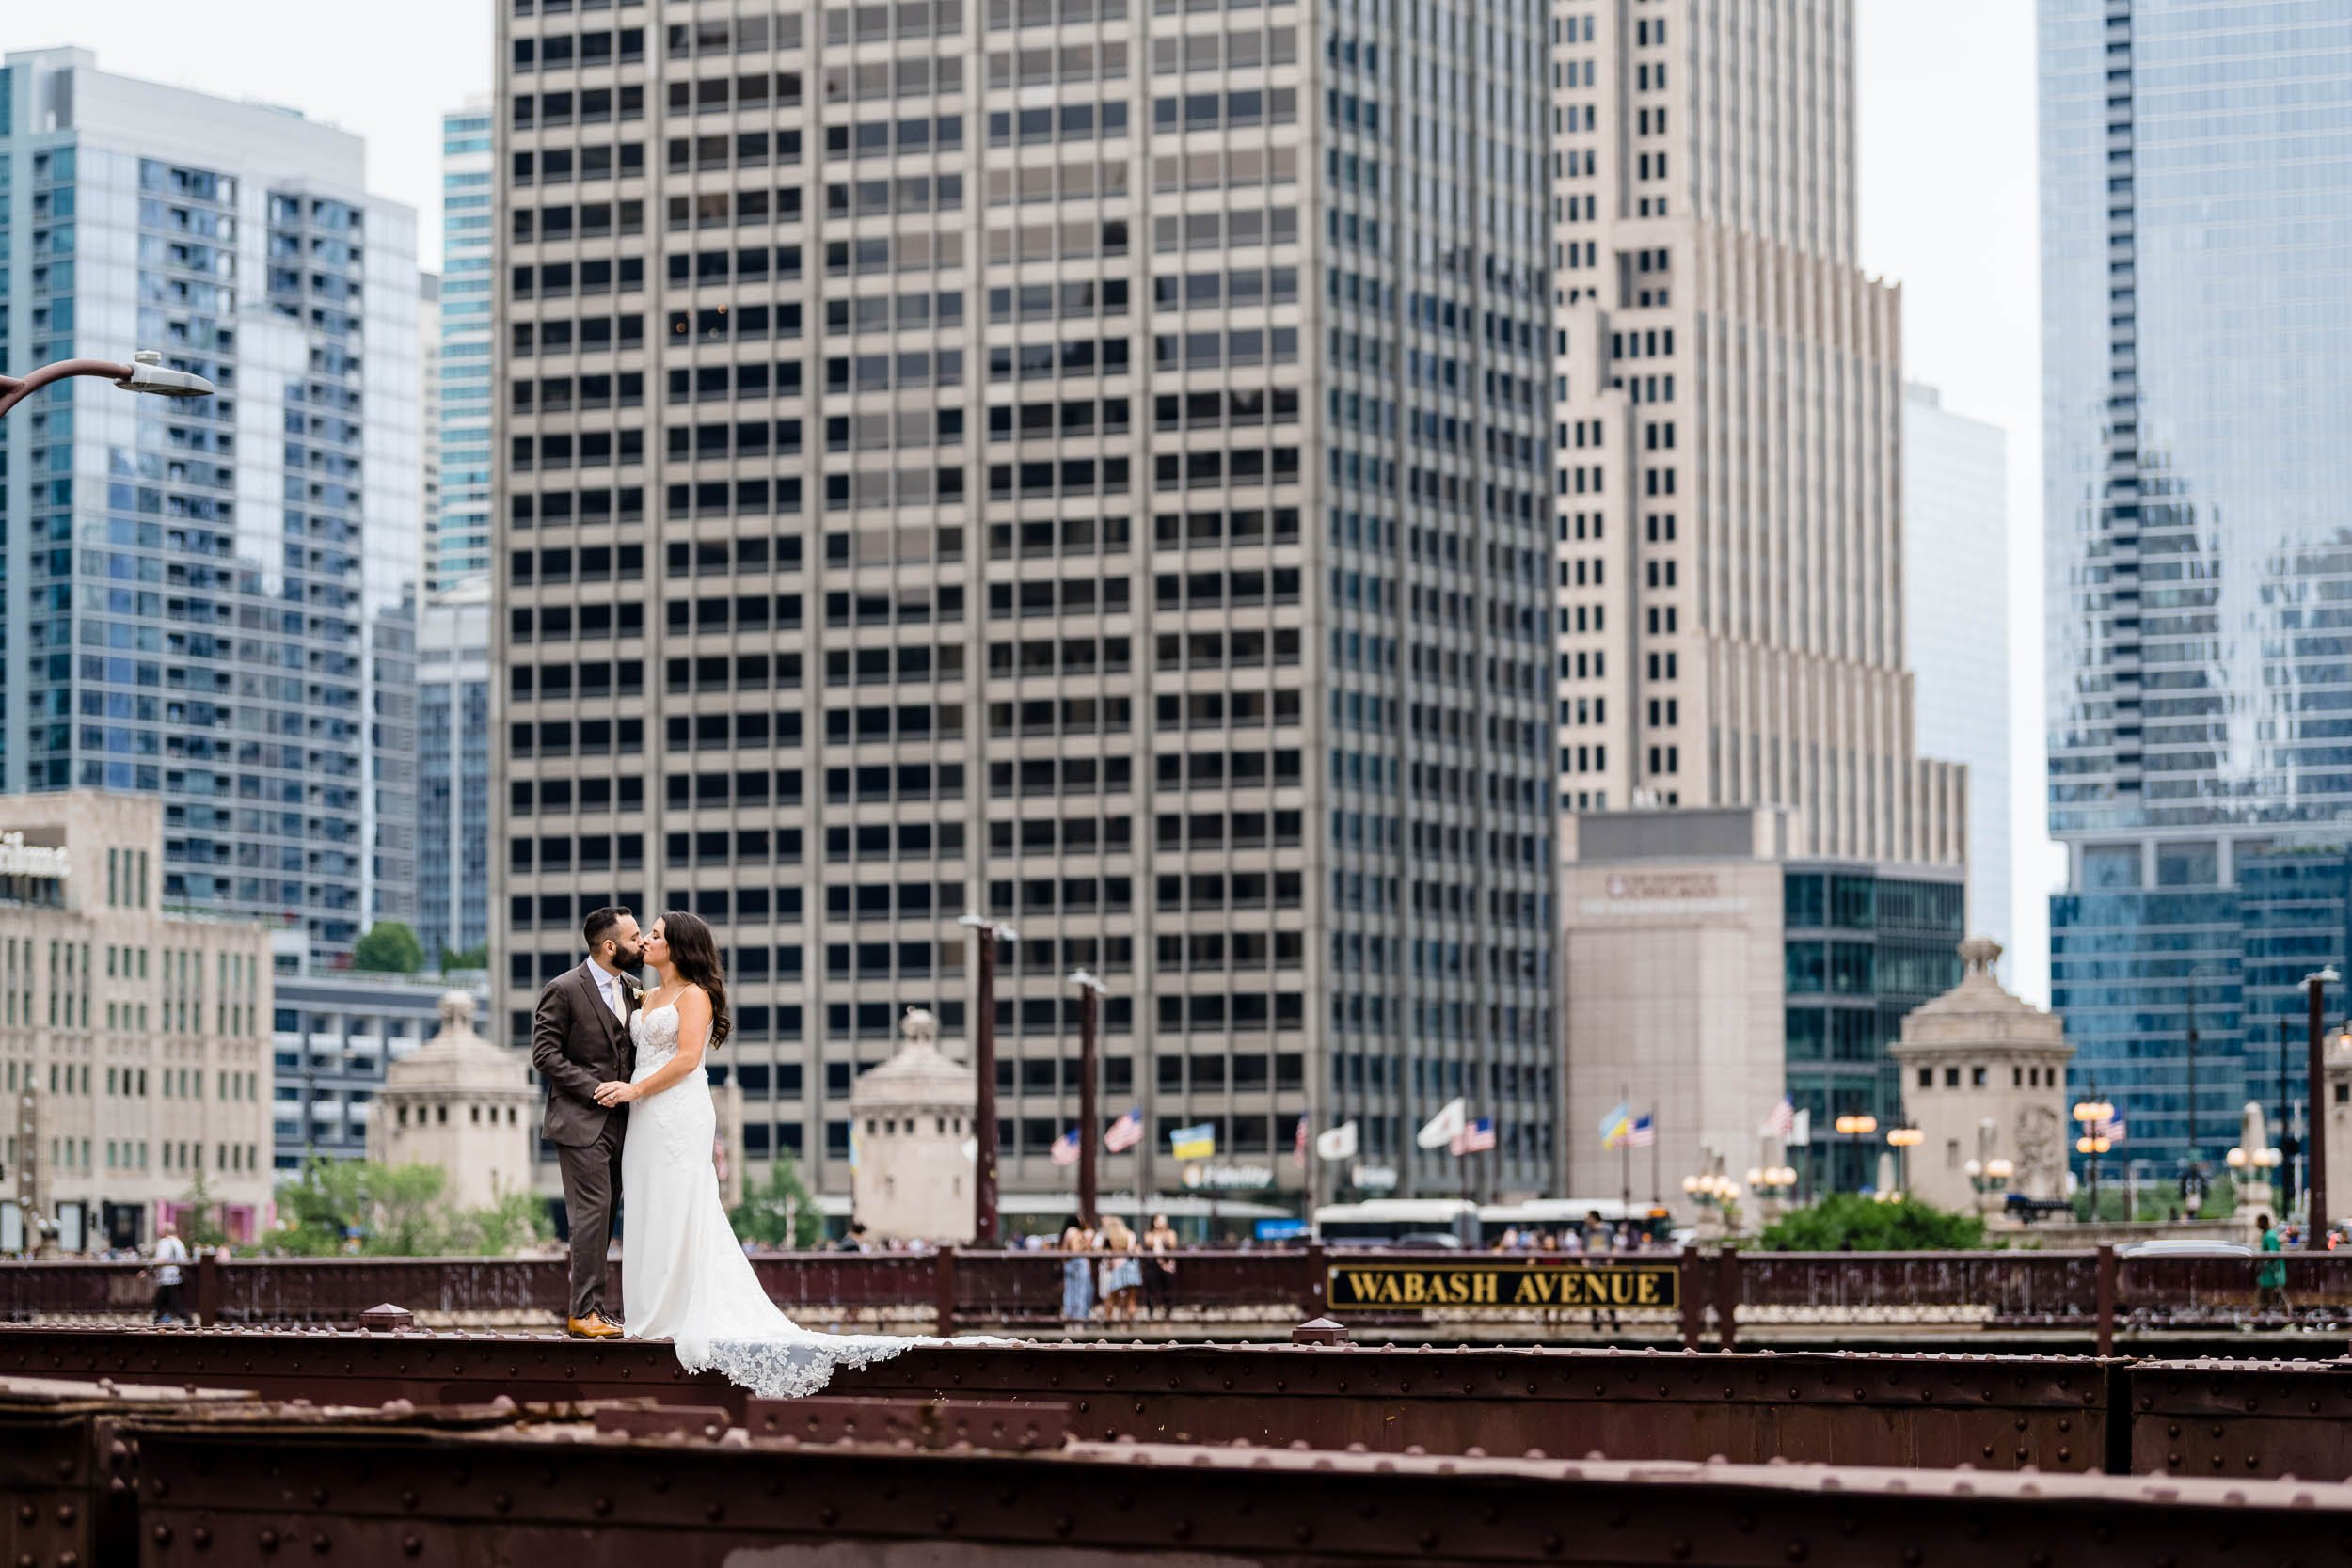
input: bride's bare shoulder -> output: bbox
[676,984,714,1016]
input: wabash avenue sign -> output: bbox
[1326,1259,1679,1311]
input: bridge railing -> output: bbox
[0,1243,2340,1346]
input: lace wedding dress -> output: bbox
[621,998,914,1397]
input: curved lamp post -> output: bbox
[0,352,215,420]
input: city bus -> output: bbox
[1310,1198,1676,1249]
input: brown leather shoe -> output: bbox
[565,1312,623,1340]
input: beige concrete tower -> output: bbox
[371,991,538,1211]
[1549,0,1964,865]
[1890,939,2073,1215]
[849,1006,977,1243]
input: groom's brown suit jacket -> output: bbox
[532,960,638,1148]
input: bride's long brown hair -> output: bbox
[658,910,732,1049]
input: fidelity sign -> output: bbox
[1326,1260,1678,1311]
[0,833,68,880]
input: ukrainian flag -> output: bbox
[1169,1122,1216,1160]
[1597,1101,1635,1148]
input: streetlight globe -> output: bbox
[1680,1174,1699,1195]
[1987,1158,2013,1180]
[1964,1158,1983,1178]
[2227,1147,2247,1168]
[1746,1167,1764,1186]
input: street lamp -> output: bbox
[2308,967,2340,1250]
[1886,1123,1924,1196]
[0,351,215,419]
[957,912,1019,1245]
[2074,1084,2116,1217]
[1068,969,1107,1228]
[1827,1113,1876,1194]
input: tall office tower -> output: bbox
[1902,383,2010,961]
[421,271,443,587]
[1549,0,1961,858]
[494,0,1559,1212]
[436,103,497,593]
[2043,0,2352,1180]
[0,49,422,967]
[417,580,492,969]
[1549,0,1966,1198]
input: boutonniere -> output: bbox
[621,977,646,1003]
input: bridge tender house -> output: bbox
[1327,1261,1679,1310]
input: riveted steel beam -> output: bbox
[123,1408,2352,1567]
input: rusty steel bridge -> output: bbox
[10,1248,2352,1563]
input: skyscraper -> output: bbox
[493,1,1560,1208]
[421,271,443,589]
[1549,0,1963,867]
[1549,1,1965,1195]
[434,102,495,593]
[0,48,422,966]
[2042,0,2352,1177]
[417,579,491,969]
[1903,382,2010,961]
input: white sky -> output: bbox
[31,0,2063,1001]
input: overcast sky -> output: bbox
[29,0,2061,1001]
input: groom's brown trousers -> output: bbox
[557,1118,626,1320]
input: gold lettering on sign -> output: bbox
[1327,1262,1678,1316]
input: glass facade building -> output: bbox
[417,581,492,967]
[2042,0,2352,1176]
[434,103,495,592]
[0,49,421,966]
[1783,866,1966,1192]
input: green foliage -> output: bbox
[440,943,490,973]
[1757,1192,1989,1252]
[267,1160,549,1257]
[447,1189,554,1255]
[176,1171,228,1249]
[2074,1178,2235,1223]
[729,1158,824,1248]
[353,922,425,974]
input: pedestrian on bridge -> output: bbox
[147,1222,188,1324]
[1059,1219,1097,1326]
[2256,1212,2291,1320]
[1143,1213,1179,1319]
[1099,1214,1143,1325]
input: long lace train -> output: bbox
[622,1000,922,1397]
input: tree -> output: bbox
[269,1159,448,1255]
[1757,1193,1988,1252]
[268,1160,556,1257]
[439,942,490,973]
[449,1190,553,1255]
[353,922,424,974]
[730,1157,824,1248]
[177,1170,229,1249]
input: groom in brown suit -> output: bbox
[532,906,642,1338]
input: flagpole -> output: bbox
[1619,1084,1631,1212]
[1649,1106,1661,1204]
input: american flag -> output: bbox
[2096,1116,2127,1142]
[1761,1097,1795,1139]
[1450,1117,1497,1156]
[1626,1113,1656,1148]
[1049,1128,1080,1167]
[1103,1106,1143,1153]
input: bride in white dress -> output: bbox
[591,910,914,1397]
